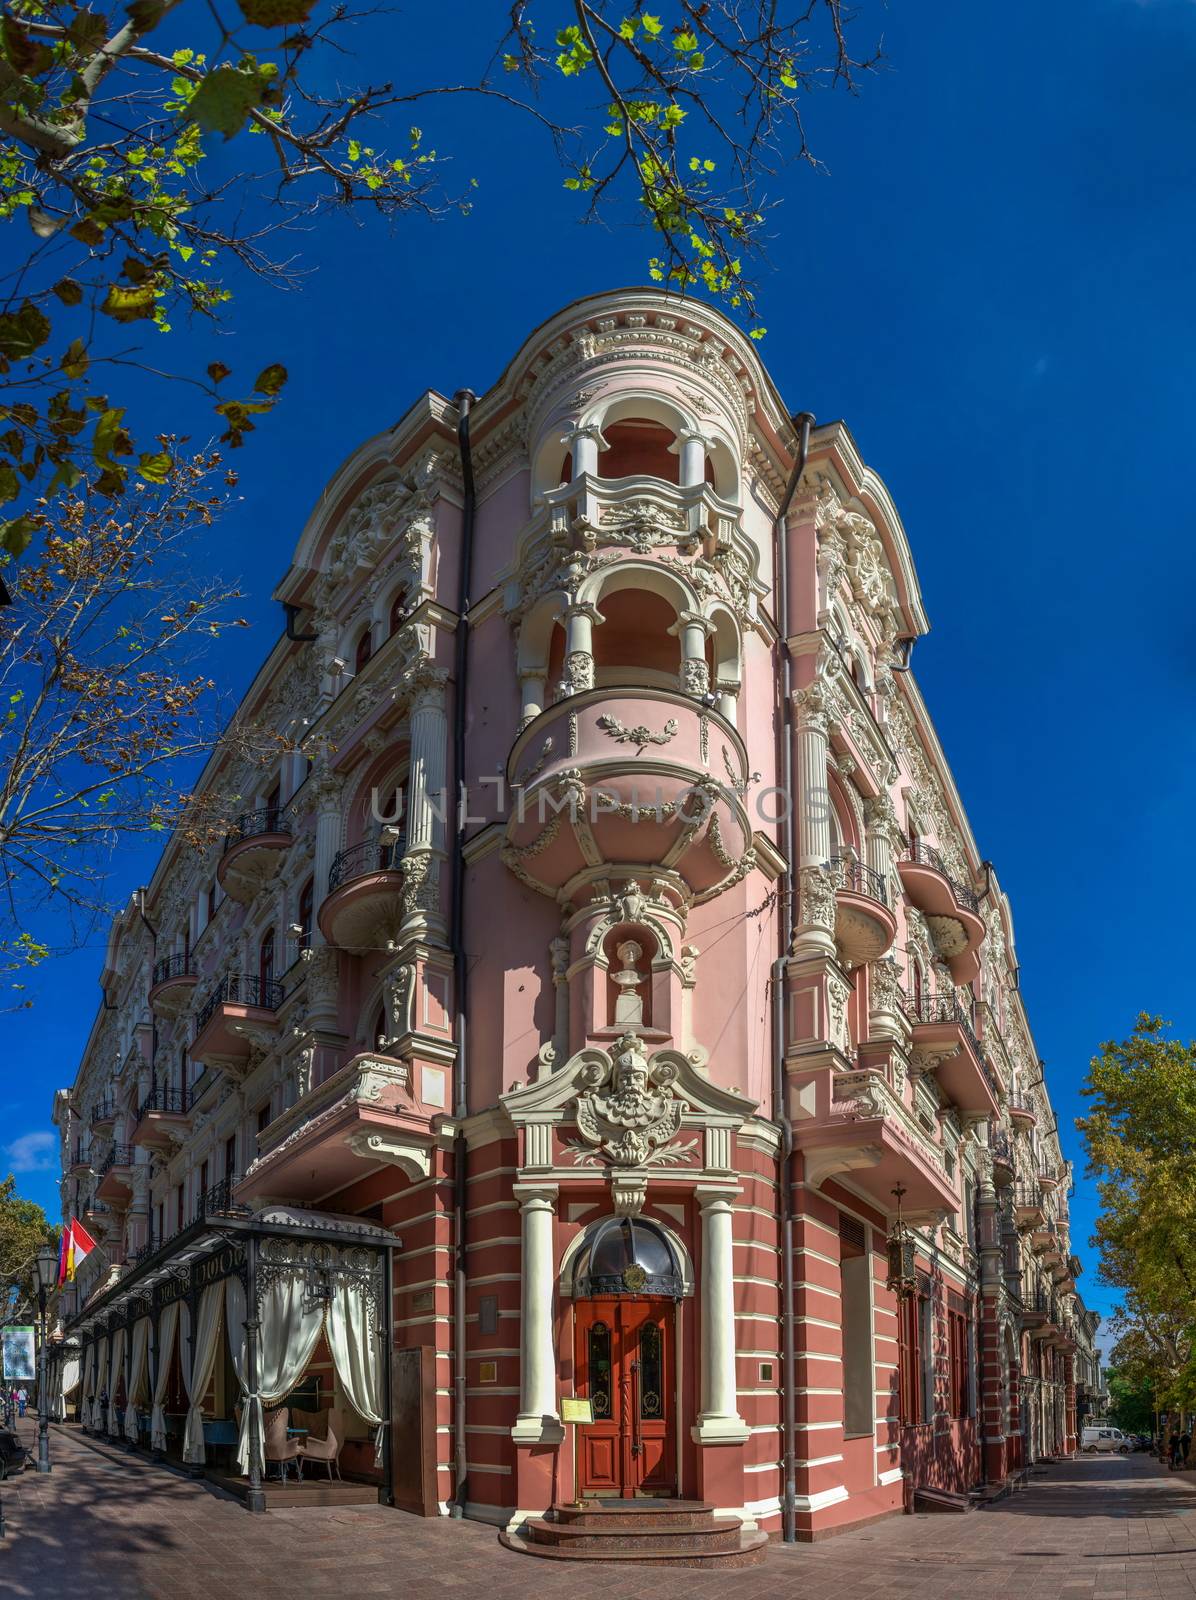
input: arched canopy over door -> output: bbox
[573,1216,684,1300]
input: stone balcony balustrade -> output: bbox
[533,472,745,571]
[503,687,754,906]
[791,1065,958,1219]
[896,841,986,984]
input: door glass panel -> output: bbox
[639,1321,663,1419]
[588,1321,612,1419]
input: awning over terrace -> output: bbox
[66,1198,398,1503]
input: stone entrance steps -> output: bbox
[499,1498,769,1567]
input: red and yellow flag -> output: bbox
[59,1217,98,1283]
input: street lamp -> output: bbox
[31,1240,57,1474]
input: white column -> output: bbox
[669,610,713,697]
[518,669,547,730]
[405,669,449,856]
[864,792,895,890]
[675,427,714,488]
[310,770,343,947]
[564,422,605,479]
[792,684,837,958]
[693,1185,748,1443]
[556,602,603,696]
[511,1183,564,1443]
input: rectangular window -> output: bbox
[840,1214,873,1437]
[899,1294,924,1425]
[947,1305,973,1419]
[920,1294,935,1423]
[198,1159,209,1205]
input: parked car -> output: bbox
[0,1427,29,1478]
[1081,1425,1131,1454]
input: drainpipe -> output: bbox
[450,387,477,1518]
[772,411,814,1544]
[280,601,318,642]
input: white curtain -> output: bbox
[59,1355,80,1423]
[93,1337,108,1431]
[81,1342,96,1428]
[181,1283,225,1465]
[326,1280,386,1466]
[106,1328,125,1435]
[124,1318,150,1443]
[151,1302,179,1453]
[233,1274,323,1476]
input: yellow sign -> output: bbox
[561,1396,594,1424]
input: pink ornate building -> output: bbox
[52,289,1092,1545]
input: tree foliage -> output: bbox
[1079,1014,1196,1412]
[1104,1366,1156,1436]
[0,1175,54,1315]
[0,447,279,996]
[0,0,877,550]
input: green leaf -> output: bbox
[0,515,36,558]
[68,11,111,52]
[207,361,232,385]
[137,450,173,483]
[61,338,89,379]
[0,302,52,361]
[0,463,19,505]
[53,278,84,307]
[253,362,287,396]
[125,0,167,31]
[2,17,53,75]
[100,283,157,323]
[186,66,263,139]
[236,0,314,23]
[641,13,663,36]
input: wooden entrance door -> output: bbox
[574,1297,675,1498]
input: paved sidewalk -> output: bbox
[3,1423,1196,1600]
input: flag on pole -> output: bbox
[59,1218,97,1283]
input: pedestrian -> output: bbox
[1181,1432,1192,1471]
[16,1387,26,1419]
[1171,1431,1185,1469]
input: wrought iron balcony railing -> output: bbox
[89,1098,116,1126]
[904,840,980,912]
[95,1145,134,1178]
[828,854,888,906]
[136,1085,190,1120]
[905,992,999,1098]
[990,1128,1013,1165]
[151,952,196,988]
[328,833,406,894]
[194,972,284,1035]
[222,805,290,854]
[195,1175,249,1222]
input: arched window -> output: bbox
[258,928,275,994]
[590,589,681,687]
[354,628,373,673]
[388,588,409,637]
[297,879,314,948]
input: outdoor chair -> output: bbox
[263,1406,303,1483]
[298,1407,344,1481]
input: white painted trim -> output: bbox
[792,1485,849,1513]
[878,1466,904,1485]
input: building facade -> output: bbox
[52,288,1092,1539]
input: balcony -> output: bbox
[94,1145,135,1204]
[503,688,753,906]
[190,972,283,1068]
[195,1174,250,1225]
[896,842,986,984]
[81,1198,113,1234]
[90,1099,117,1134]
[148,952,198,1017]
[792,1066,958,1218]
[1008,1099,1037,1132]
[319,837,406,954]
[1037,1164,1061,1194]
[1014,1183,1045,1231]
[129,1086,192,1153]
[1021,1287,1055,1334]
[217,805,293,904]
[907,992,1000,1116]
[68,1143,92,1176]
[829,855,897,966]
[989,1128,1015,1186]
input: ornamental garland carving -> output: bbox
[595,713,679,748]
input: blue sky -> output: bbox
[5,0,1195,1349]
